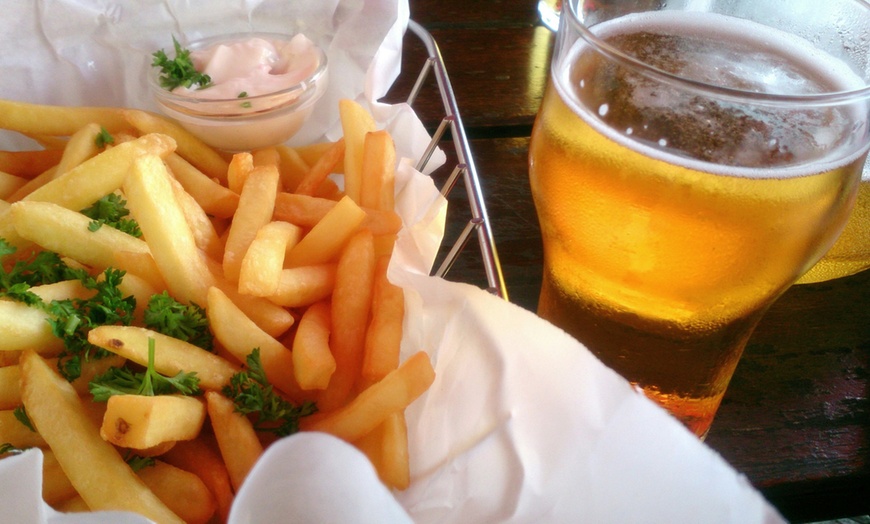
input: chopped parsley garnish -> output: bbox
[0,443,25,456]
[238,92,252,109]
[124,452,156,472]
[223,349,317,437]
[89,337,201,401]
[13,406,34,432]
[81,193,142,237]
[152,37,213,91]
[95,127,115,148]
[144,291,213,352]
[0,239,76,303]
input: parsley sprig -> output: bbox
[81,193,141,238]
[223,349,317,437]
[144,291,213,352]
[152,37,213,91]
[89,338,201,401]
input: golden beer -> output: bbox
[529,11,869,437]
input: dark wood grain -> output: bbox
[398,1,870,521]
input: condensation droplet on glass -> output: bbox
[626,127,634,135]
[658,138,668,147]
[598,104,609,117]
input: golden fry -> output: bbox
[206,391,263,493]
[362,255,405,384]
[303,351,435,442]
[137,460,217,524]
[223,164,280,283]
[124,154,215,305]
[339,99,377,203]
[274,192,402,236]
[87,325,239,391]
[238,221,303,297]
[100,394,206,450]
[0,99,129,136]
[294,138,345,197]
[317,229,376,411]
[123,109,229,183]
[292,300,335,390]
[284,195,367,268]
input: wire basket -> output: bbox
[402,20,508,300]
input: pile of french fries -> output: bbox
[0,97,435,523]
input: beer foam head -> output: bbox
[558,11,870,179]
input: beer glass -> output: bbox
[528,0,870,438]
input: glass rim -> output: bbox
[564,0,870,106]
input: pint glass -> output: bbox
[528,0,870,437]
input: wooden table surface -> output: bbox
[388,1,870,522]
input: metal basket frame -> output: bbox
[403,20,508,300]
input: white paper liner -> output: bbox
[0,1,785,523]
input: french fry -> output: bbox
[0,408,47,448]
[0,99,129,137]
[53,122,103,179]
[359,129,396,211]
[6,167,56,203]
[23,133,176,211]
[122,109,229,183]
[53,495,89,513]
[9,200,151,271]
[137,460,217,524]
[227,152,254,195]
[238,221,303,297]
[339,99,377,203]
[206,391,263,492]
[164,152,239,219]
[124,154,215,306]
[113,250,167,292]
[294,137,345,196]
[274,144,310,191]
[355,412,410,490]
[99,394,206,449]
[222,164,280,283]
[115,271,159,324]
[303,351,435,442]
[377,413,411,490]
[205,256,296,338]
[273,192,402,236]
[0,299,65,354]
[292,300,335,390]
[291,141,344,172]
[18,350,184,523]
[161,435,235,523]
[284,195,367,268]
[265,264,336,308]
[252,147,280,169]
[0,365,21,409]
[41,449,78,506]
[0,149,63,178]
[317,229,376,411]
[206,286,304,400]
[168,174,224,261]
[362,255,405,384]
[0,171,27,199]
[87,325,239,391]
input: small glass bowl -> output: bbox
[148,32,328,152]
